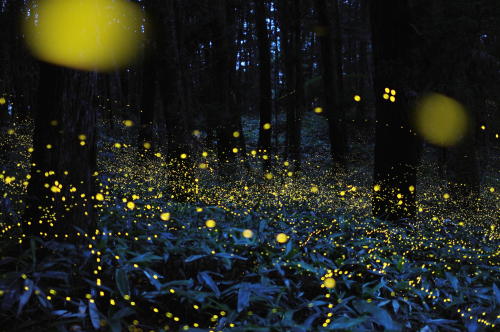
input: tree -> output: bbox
[279,0,304,172]
[255,0,273,171]
[24,62,97,240]
[315,0,347,168]
[370,0,419,221]
[154,0,195,200]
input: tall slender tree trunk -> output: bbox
[280,0,303,171]
[24,62,97,240]
[370,0,418,221]
[315,0,347,167]
[138,46,157,155]
[155,0,194,200]
[255,0,273,171]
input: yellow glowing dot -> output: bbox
[232,147,238,153]
[180,153,187,159]
[354,95,361,102]
[23,0,145,71]
[192,129,201,136]
[263,123,271,130]
[489,187,495,193]
[323,278,336,288]
[311,186,318,193]
[414,93,468,146]
[143,142,151,149]
[123,120,134,127]
[443,193,450,199]
[276,233,288,243]
[199,163,208,169]
[233,131,240,138]
[314,107,323,114]
[390,96,396,102]
[251,150,257,156]
[114,142,121,148]
[242,229,253,238]
[78,134,86,140]
[46,144,52,149]
[409,185,415,192]
[264,173,273,180]
[383,93,390,100]
[95,193,104,201]
[391,89,396,96]
[160,212,170,221]
[480,125,486,130]
[205,219,216,228]
[374,184,381,192]
[0,97,5,105]
[126,201,135,209]
[385,88,390,93]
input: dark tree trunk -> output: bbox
[255,0,273,171]
[370,0,418,221]
[24,62,97,239]
[155,0,195,200]
[315,0,347,167]
[280,0,303,172]
[138,48,157,155]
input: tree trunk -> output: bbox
[255,0,273,171]
[138,45,157,155]
[24,62,97,240]
[370,0,418,221]
[315,0,347,168]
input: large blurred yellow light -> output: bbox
[23,0,145,71]
[414,93,468,147]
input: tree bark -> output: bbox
[370,0,418,221]
[255,0,273,171]
[315,0,347,168]
[24,62,97,239]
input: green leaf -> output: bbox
[17,279,34,316]
[88,301,100,330]
[493,283,500,304]
[237,285,251,312]
[329,316,369,329]
[198,272,220,297]
[115,268,130,297]
[185,254,207,263]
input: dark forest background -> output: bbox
[0,0,499,331]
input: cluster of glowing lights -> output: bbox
[383,87,397,102]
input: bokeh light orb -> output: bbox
[276,233,288,243]
[242,229,253,238]
[323,277,336,288]
[414,93,469,147]
[23,0,145,71]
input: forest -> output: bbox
[0,0,499,331]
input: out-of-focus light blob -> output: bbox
[23,0,145,71]
[414,93,468,147]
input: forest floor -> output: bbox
[0,114,499,331]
